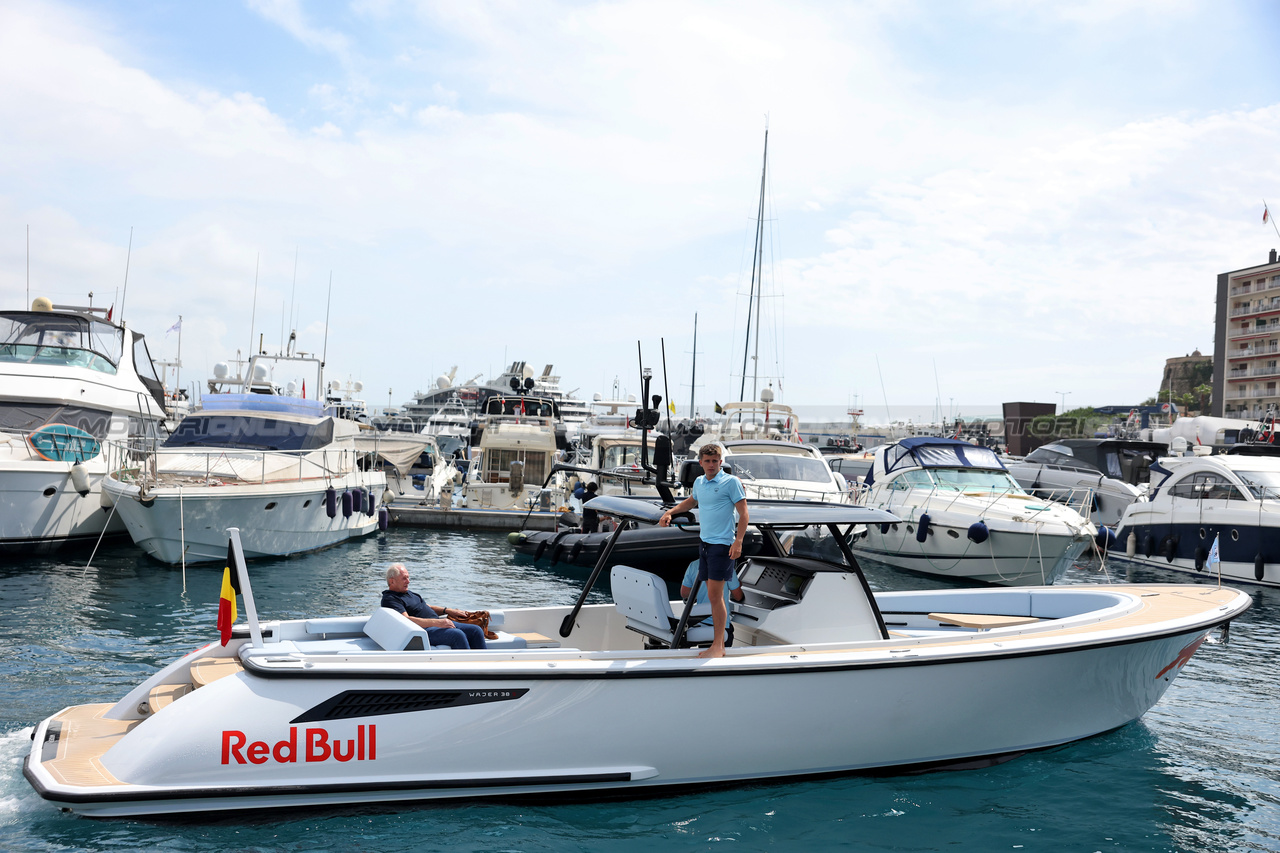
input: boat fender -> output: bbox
[378,506,389,531]
[382,489,395,505]
[1161,535,1177,563]
[69,461,90,497]
[879,522,891,535]
[1125,532,1137,557]
[967,521,989,544]
[1095,526,1117,552]
[534,539,549,561]
[1194,546,1207,572]
[325,486,337,518]
[550,541,566,566]
[569,540,584,562]
[507,532,523,546]
[366,489,376,517]
[342,490,353,518]
[916,514,931,543]
[1256,554,1266,581]
[1144,534,1156,559]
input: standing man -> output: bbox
[381,563,487,650]
[658,443,748,658]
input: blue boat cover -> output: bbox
[881,437,1005,475]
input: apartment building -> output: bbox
[1214,248,1280,417]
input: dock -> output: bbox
[389,504,561,532]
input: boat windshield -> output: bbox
[163,415,336,451]
[1234,471,1280,501]
[0,402,114,439]
[729,454,833,483]
[602,443,643,468]
[0,312,123,374]
[894,467,1023,493]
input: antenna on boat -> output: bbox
[119,227,133,324]
[289,246,298,342]
[227,527,264,649]
[247,253,260,389]
[25,224,29,307]
[661,337,674,435]
[321,271,333,398]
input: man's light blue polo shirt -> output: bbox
[692,472,747,545]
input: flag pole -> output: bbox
[1266,200,1280,242]
[227,527,264,648]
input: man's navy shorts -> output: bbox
[697,542,735,582]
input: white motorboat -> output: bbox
[22,497,1250,817]
[421,392,472,460]
[459,394,568,511]
[851,438,1097,585]
[566,398,670,498]
[719,439,850,503]
[0,298,168,552]
[101,353,386,564]
[1004,438,1165,527]
[1112,449,1280,586]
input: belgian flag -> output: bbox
[217,539,241,646]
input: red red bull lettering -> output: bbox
[221,725,376,765]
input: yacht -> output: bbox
[1004,438,1165,527]
[0,297,167,552]
[101,352,386,564]
[459,394,568,511]
[421,391,473,460]
[1112,450,1280,586]
[851,437,1097,585]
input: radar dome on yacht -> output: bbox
[31,297,53,312]
[760,387,774,403]
[353,381,363,393]
[286,381,298,395]
[628,395,636,403]
[330,380,341,392]
[437,376,452,389]
[213,362,230,379]
[593,393,602,401]
[253,363,268,382]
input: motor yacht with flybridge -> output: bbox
[22,495,1249,817]
[851,437,1097,584]
[0,297,167,552]
[101,351,386,564]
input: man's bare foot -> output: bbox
[697,645,726,659]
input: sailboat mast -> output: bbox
[739,128,769,404]
[689,312,698,418]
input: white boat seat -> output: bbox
[305,615,369,636]
[611,565,722,648]
[364,607,432,651]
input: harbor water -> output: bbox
[2,528,1278,852]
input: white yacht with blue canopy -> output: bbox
[853,437,1097,585]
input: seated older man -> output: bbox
[380,563,486,650]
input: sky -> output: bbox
[2,0,1279,420]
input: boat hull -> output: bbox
[0,460,126,552]
[103,477,384,564]
[851,517,1092,585]
[510,526,704,579]
[23,600,1233,817]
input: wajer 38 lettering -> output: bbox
[221,725,377,765]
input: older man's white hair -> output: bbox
[386,563,408,583]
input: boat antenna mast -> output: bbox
[320,271,333,400]
[119,226,133,324]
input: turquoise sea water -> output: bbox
[2,529,1278,852]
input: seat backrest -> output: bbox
[364,606,430,651]
[610,566,675,637]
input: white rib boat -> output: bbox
[22,497,1249,817]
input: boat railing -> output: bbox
[107,439,365,489]
[879,483,1095,523]
[744,482,851,504]
[1021,485,1097,520]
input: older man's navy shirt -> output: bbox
[381,589,438,619]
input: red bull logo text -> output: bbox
[221,725,377,764]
